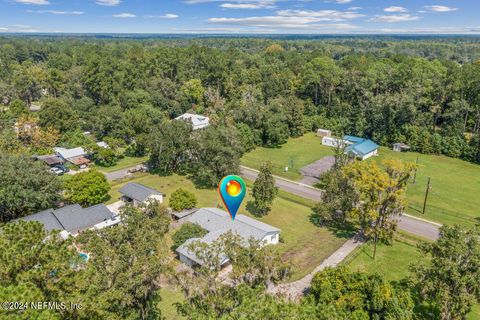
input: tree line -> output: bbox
[1,37,480,166]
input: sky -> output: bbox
[0,0,479,34]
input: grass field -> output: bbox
[241,133,334,180]
[374,148,480,227]
[95,155,148,173]
[108,173,348,280]
[242,132,480,227]
[344,238,480,319]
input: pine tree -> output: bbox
[252,162,278,216]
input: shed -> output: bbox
[316,129,332,138]
[34,154,64,167]
[393,143,411,152]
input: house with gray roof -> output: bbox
[175,113,210,130]
[176,208,280,268]
[119,182,164,207]
[16,204,120,237]
[54,147,90,168]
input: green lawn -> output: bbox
[157,286,185,320]
[373,148,480,227]
[344,238,480,319]
[95,156,149,173]
[108,173,348,281]
[241,133,334,180]
[344,239,422,282]
[242,132,480,227]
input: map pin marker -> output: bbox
[218,175,246,221]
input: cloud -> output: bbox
[208,8,363,31]
[29,10,84,15]
[112,13,136,18]
[96,0,120,6]
[375,26,480,34]
[14,0,50,4]
[384,6,407,13]
[348,7,361,11]
[424,5,458,12]
[1,24,40,32]
[220,1,275,9]
[335,0,354,3]
[277,9,364,20]
[370,14,419,23]
[208,16,357,30]
[145,14,179,19]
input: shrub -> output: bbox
[64,170,110,206]
[171,223,207,250]
[169,188,197,211]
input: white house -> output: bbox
[176,208,280,268]
[119,182,164,207]
[175,113,210,130]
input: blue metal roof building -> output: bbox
[343,135,379,160]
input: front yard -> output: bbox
[108,173,348,281]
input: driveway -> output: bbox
[299,156,335,185]
[269,234,365,300]
[240,166,440,241]
[105,168,133,181]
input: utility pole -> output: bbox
[422,177,431,214]
[413,156,419,184]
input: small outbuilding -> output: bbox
[393,143,411,152]
[119,182,164,206]
[316,129,332,138]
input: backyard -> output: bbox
[242,132,480,227]
[108,173,349,281]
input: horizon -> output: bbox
[1,0,479,34]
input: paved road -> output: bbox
[240,166,323,201]
[240,166,440,241]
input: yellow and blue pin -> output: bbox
[218,175,246,221]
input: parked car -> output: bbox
[50,167,64,175]
[55,164,70,173]
[127,164,148,174]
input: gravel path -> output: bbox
[268,234,365,300]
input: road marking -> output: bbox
[402,213,443,227]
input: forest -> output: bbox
[1,36,480,165]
